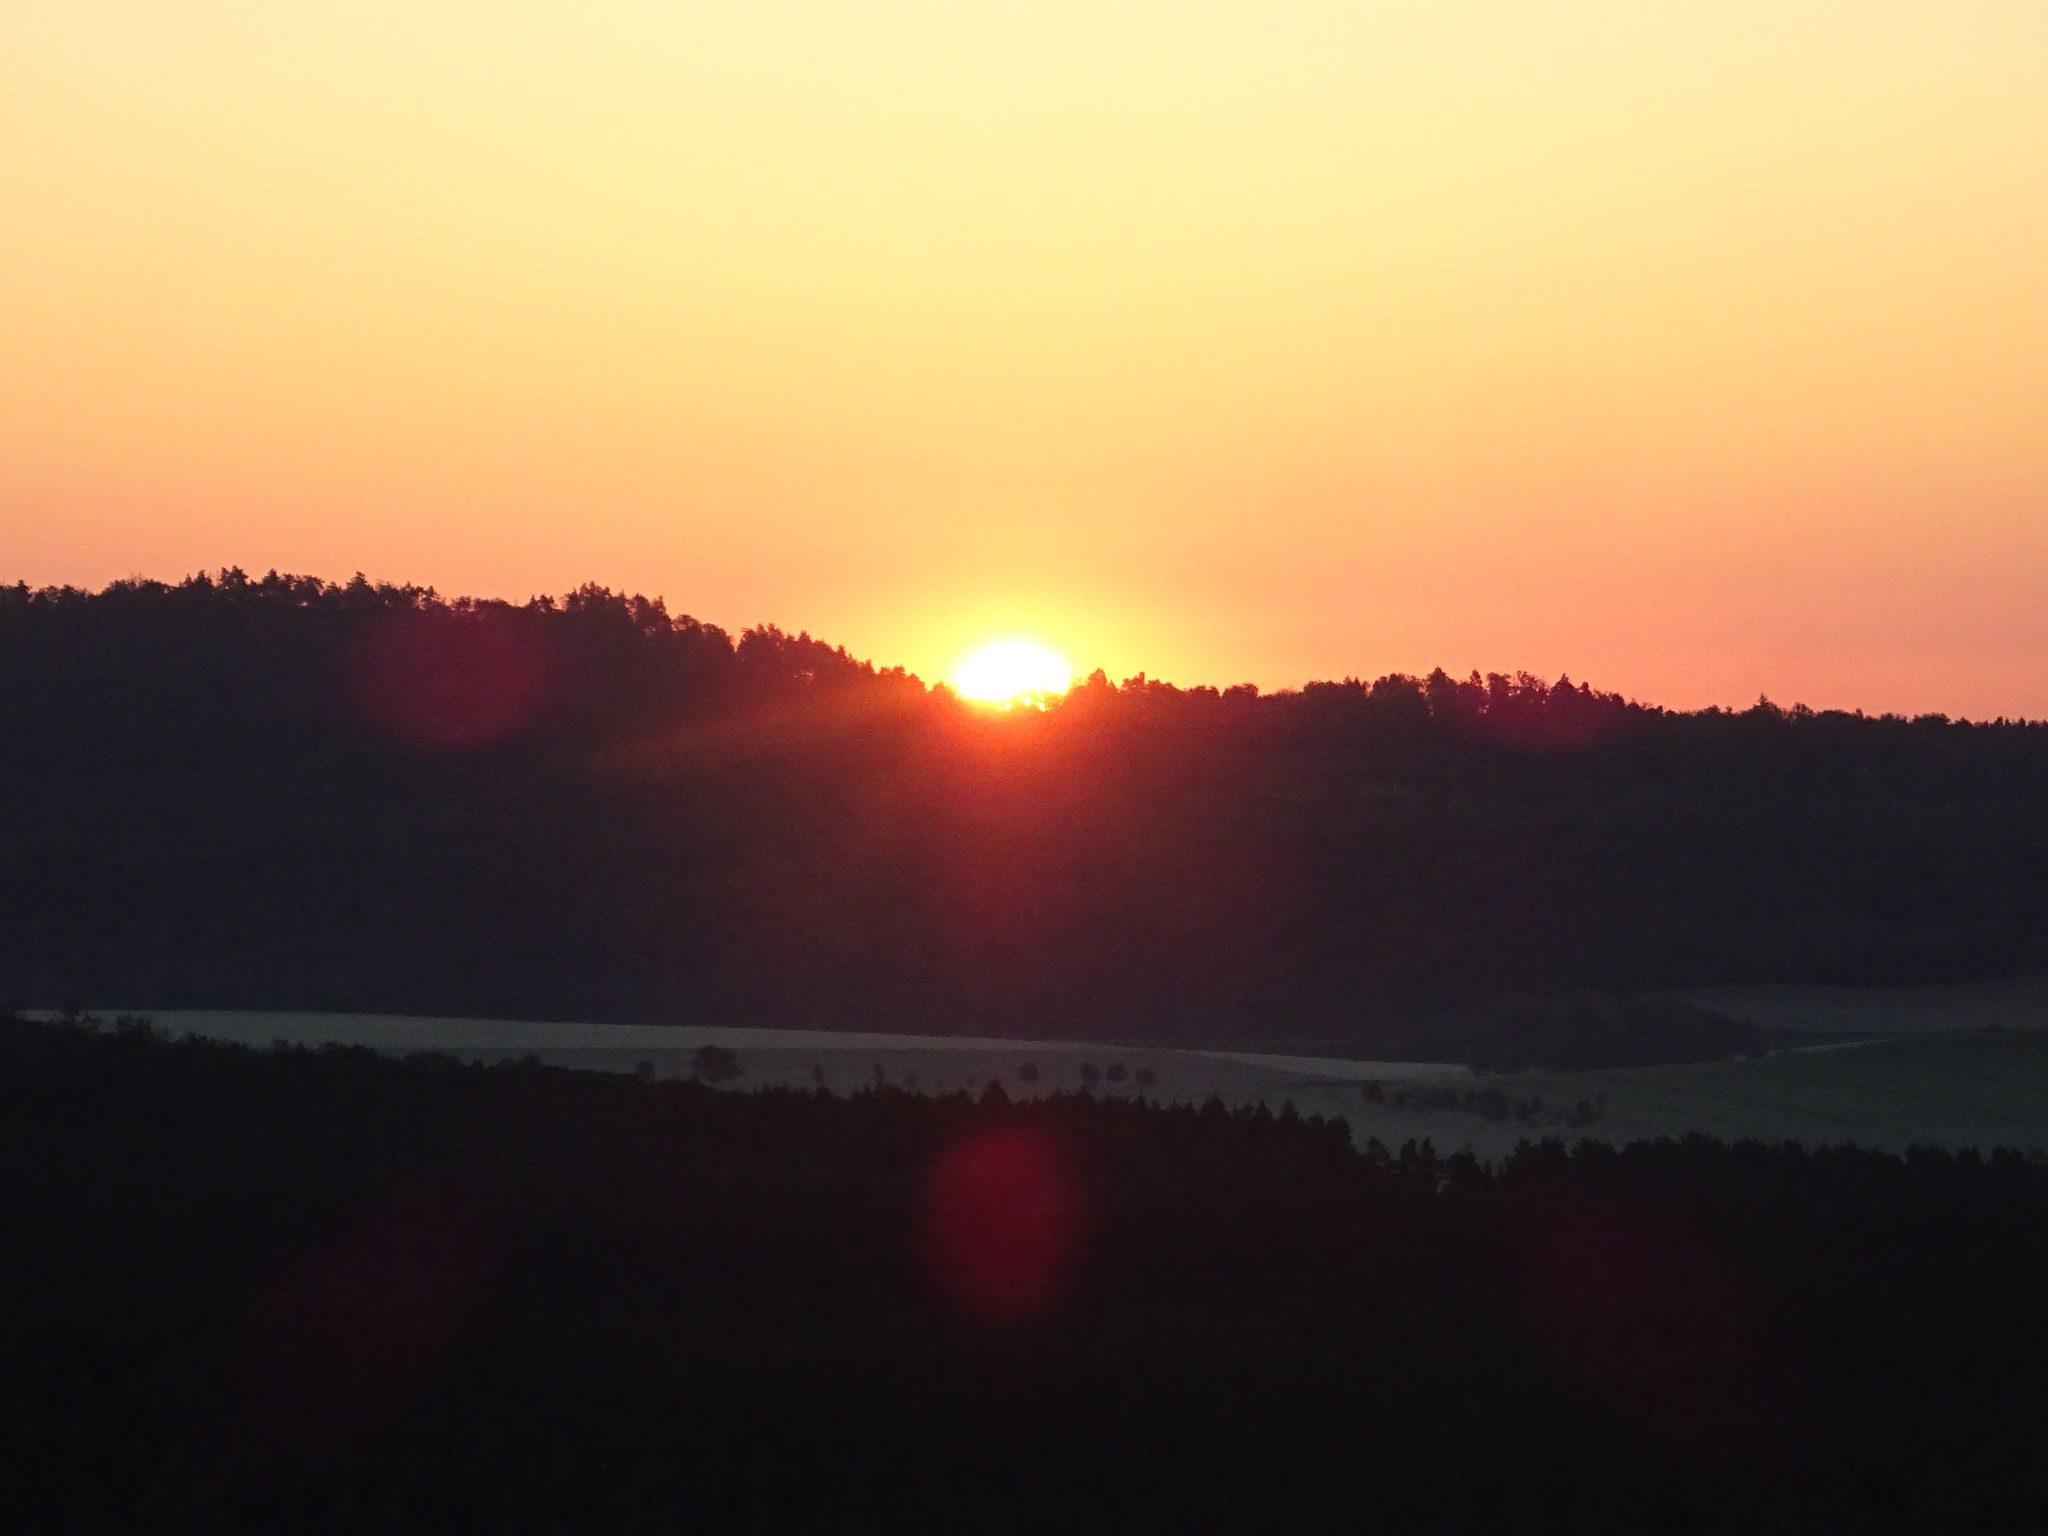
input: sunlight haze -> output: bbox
[5,1,2045,713]
[951,638,1074,705]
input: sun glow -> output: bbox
[950,638,1072,707]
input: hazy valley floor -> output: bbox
[80,988,2048,1157]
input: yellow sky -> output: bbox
[5,2,2045,714]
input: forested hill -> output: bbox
[4,571,2047,1041]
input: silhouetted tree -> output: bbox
[691,1045,741,1084]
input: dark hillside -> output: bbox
[4,1013,2047,1533]
[4,572,2047,1041]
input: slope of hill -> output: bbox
[7,571,2048,1043]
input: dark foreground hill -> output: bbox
[5,571,2048,1045]
[5,1012,2046,1533]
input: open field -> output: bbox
[1488,1031,2048,1157]
[56,1005,2048,1158]
[1683,977,2048,1036]
[84,1009,1467,1110]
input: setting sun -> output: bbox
[950,639,1072,707]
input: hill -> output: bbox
[6,571,2048,1044]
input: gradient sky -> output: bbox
[5,2,2045,714]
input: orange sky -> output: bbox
[5,2,2045,716]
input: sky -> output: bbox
[4,1,2045,716]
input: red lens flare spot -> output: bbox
[351,607,557,752]
[241,1186,492,1463]
[917,1126,1086,1324]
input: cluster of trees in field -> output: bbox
[1019,1059,1155,1088]
[4,1010,2046,1532]
[1361,1077,1610,1129]
[5,572,2048,1047]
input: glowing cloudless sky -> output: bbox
[4,2,2045,715]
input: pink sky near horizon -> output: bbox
[5,2,2045,718]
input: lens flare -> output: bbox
[916,1126,1086,1324]
[350,607,558,751]
[950,638,1072,707]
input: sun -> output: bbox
[950,638,1073,707]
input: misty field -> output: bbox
[1494,1031,2048,1156]
[92,1000,2048,1158]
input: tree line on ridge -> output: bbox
[4,571,2045,1047]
